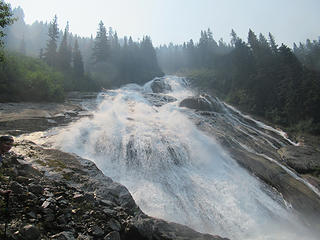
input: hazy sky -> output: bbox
[5,0,320,47]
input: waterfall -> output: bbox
[33,76,317,240]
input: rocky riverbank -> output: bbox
[0,140,227,240]
[0,95,228,239]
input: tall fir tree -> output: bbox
[44,15,59,67]
[73,39,84,77]
[58,22,72,72]
[92,20,109,63]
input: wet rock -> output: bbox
[180,94,224,113]
[144,93,177,107]
[151,78,172,93]
[278,145,320,174]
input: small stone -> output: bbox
[73,193,84,202]
[104,231,120,240]
[28,183,44,194]
[42,200,51,208]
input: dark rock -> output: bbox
[26,211,37,219]
[28,183,44,194]
[57,214,68,225]
[50,231,76,240]
[108,218,121,231]
[89,225,104,237]
[278,145,320,174]
[16,176,33,184]
[179,94,224,113]
[150,78,172,93]
[19,224,41,240]
[144,93,177,107]
[76,234,93,240]
[9,181,27,195]
[104,231,121,240]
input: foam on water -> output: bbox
[27,76,318,240]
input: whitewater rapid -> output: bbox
[27,76,317,240]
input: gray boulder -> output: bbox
[180,94,224,113]
[151,78,172,93]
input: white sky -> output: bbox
[5,0,320,47]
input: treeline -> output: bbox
[157,29,320,134]
[1,4,162,102]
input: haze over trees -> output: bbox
[156,29,320,134]
[1,5,163,102]
[1,3,320,135]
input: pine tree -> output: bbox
[92,20,109,63]
[44,15,59,67]
[58,22,72,71]
[268,33,278,54]
[73,39,84,77]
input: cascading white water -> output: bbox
[34,76,317,239]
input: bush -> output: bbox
[0,52,64,102]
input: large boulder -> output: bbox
[151,78,172,93]
[179,94,224,113]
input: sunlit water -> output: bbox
[25,76,318,239]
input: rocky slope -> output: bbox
[180,94,320,231]
[0,94,228,239]
[0,140,227,240]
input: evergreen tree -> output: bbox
[0,1,15,60]
[73,39,84,77]
[268,33,278,54]
[58,22,72,71]
[92,20,109,63]
[44,15,59,67]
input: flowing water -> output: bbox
[26,76,318,239]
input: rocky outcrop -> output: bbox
[0,102,91,136]
[150,78,172,93]
[278,145,320,175]
[189,98,320,232]
[0,140,227,240]
[179,94,224,113]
